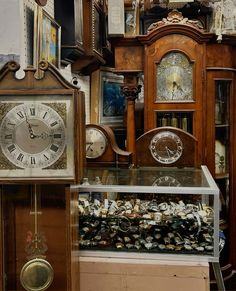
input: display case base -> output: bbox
[79,256,210,291]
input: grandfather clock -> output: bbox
[0,61,85,290]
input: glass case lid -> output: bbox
[72,166,219,195]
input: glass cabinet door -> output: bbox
[214,80,231,223]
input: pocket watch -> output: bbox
[0,96,74,180]
[86,126,107,159]
[156,52,193,101]
[149,131,183,164]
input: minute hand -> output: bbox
[165,146,176,156]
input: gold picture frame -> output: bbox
[34,6,61,69]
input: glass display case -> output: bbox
[71,166,219,262]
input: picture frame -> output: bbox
[91,69,125,126]
[125,7,139,36]
[34,6,61,69]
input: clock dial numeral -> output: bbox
[5,134,13,139]
[30,107,36,116]
[31,157,36,165]
[50,121,58,127]
[50,144,59,152]
[43,154,50,161]
[17,111,24,119]
[8,144,16,153]
[17,153,24,162]
[7,122,16,127]
[54,133,62,139]
[43,111,48,119]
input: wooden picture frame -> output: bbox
[34,6,61,69]
[91,69,125,126]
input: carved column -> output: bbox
[121,74,141,165]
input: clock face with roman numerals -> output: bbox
[0,96,74,180]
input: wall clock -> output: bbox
[149,131,183,164]
[86,126,107,159]
[0,96,74,180]
[156,52,193,102]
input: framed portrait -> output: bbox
[91,69,125,126]
[34,7,61,68]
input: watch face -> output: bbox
[149,131,183,164]
[0,96,74,180]
[86,127,107,159]
[156,52,193,101]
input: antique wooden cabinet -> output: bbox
[55,0,111,74]
[205,44,236,285]
[112,9,236,287]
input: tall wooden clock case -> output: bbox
[0,61,85,291]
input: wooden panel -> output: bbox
[79,258,209,291]
[114,46,143,72]
[206,44,234,68]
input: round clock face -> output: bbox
[149,131,183,164]
[0,103,66,169]
[86,127,107,159]
[156,52,193,101]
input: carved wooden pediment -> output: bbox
[147,10,204,33]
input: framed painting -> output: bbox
[100,70,125,125]
[34,7,61,68]
[91,69,125,126]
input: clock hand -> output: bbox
[86,142,93,152]
[165,146,176,156]
[24,111,36,139]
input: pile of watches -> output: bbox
[78,197,214,254]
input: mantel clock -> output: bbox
[86,124,132,167]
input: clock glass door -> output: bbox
[156,111,193,134]
[214,80,231,223]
